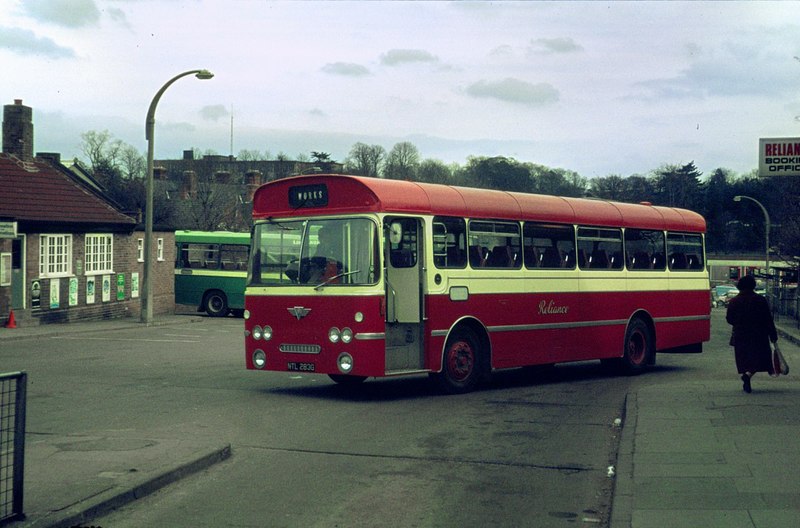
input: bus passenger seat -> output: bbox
[447,246,465,267]
[590,249,609,268]
[488,246,513,267]
[524,247,539,267]
[631,252,650,269]
[469,246,487,267]
[541,247,562,268]
[670,253,687,270]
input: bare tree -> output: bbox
[80,130,123,170]
[384,141,420,180]
[119,144,146,179]
[345,142,386,177]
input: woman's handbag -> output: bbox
[772,342,789,376]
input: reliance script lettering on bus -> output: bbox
[538,300,569,315]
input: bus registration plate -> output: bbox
[287,362,315,372]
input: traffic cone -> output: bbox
[5,309,16,329]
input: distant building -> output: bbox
[0,99,174,327]
[152,150,343,230]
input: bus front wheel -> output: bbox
[203,291,229,317]
[433,327,483,394]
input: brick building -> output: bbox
[0,99,174,327]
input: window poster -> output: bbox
[102,274,111,302]
[69,277,78,306]
[116,273,125,301]
[50,278,60,308]
[86,276,96,304]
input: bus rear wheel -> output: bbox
[434,327,483,394]
[203,290,229,317]
[619,318,653,374]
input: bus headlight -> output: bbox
[328,327,341,343]
[341,327,353,344]
[252,325,263,340]
[262,325,272,341]
[337,352,354,373]
[252,349,266,369]
[244,310,251,320]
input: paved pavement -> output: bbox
[1,313,799,527]
[1,314,232,528]
[611,317,800,528]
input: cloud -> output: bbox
[309,108,327,118]
[22,0,101,28]
[200,104,229,122]
[105,7,131,29]
[634,29,800,100]
[0,26,75,58]
[322,62,370,76]
[380,49,439,66]
[466,78,559,106]
[529,37,583,55]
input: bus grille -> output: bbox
[279,344,321,354]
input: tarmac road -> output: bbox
[4,315,630,528]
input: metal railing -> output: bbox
[0,371,26,525]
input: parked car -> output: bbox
[712,285,738,307]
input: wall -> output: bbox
[7,230,175,326]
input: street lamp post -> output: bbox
[733,195,771,293]
[142,69,214,324]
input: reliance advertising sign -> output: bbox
[759,137,800,176]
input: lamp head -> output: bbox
[195,69,214,80]
[733,195,742,202]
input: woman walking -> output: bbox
[726,275,778,393]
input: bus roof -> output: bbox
[174,230,250,244]
[252,174,706,232]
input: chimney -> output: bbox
[245,170,263,203]
[36,152,61,165]
[153,166,167,180]
[214,171,231,184]
[181,170,197,199]
[183,149,194,160]
[3,99,34,161]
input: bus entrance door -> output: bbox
[384,217,424,372]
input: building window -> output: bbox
[137,238,144,262]
[85,234,114,274]
[157,238,164,261]
[39,234,72,278]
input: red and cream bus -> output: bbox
[244,174,709,393]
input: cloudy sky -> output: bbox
[2,0,800,178]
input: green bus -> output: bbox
[175,231,250,317]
